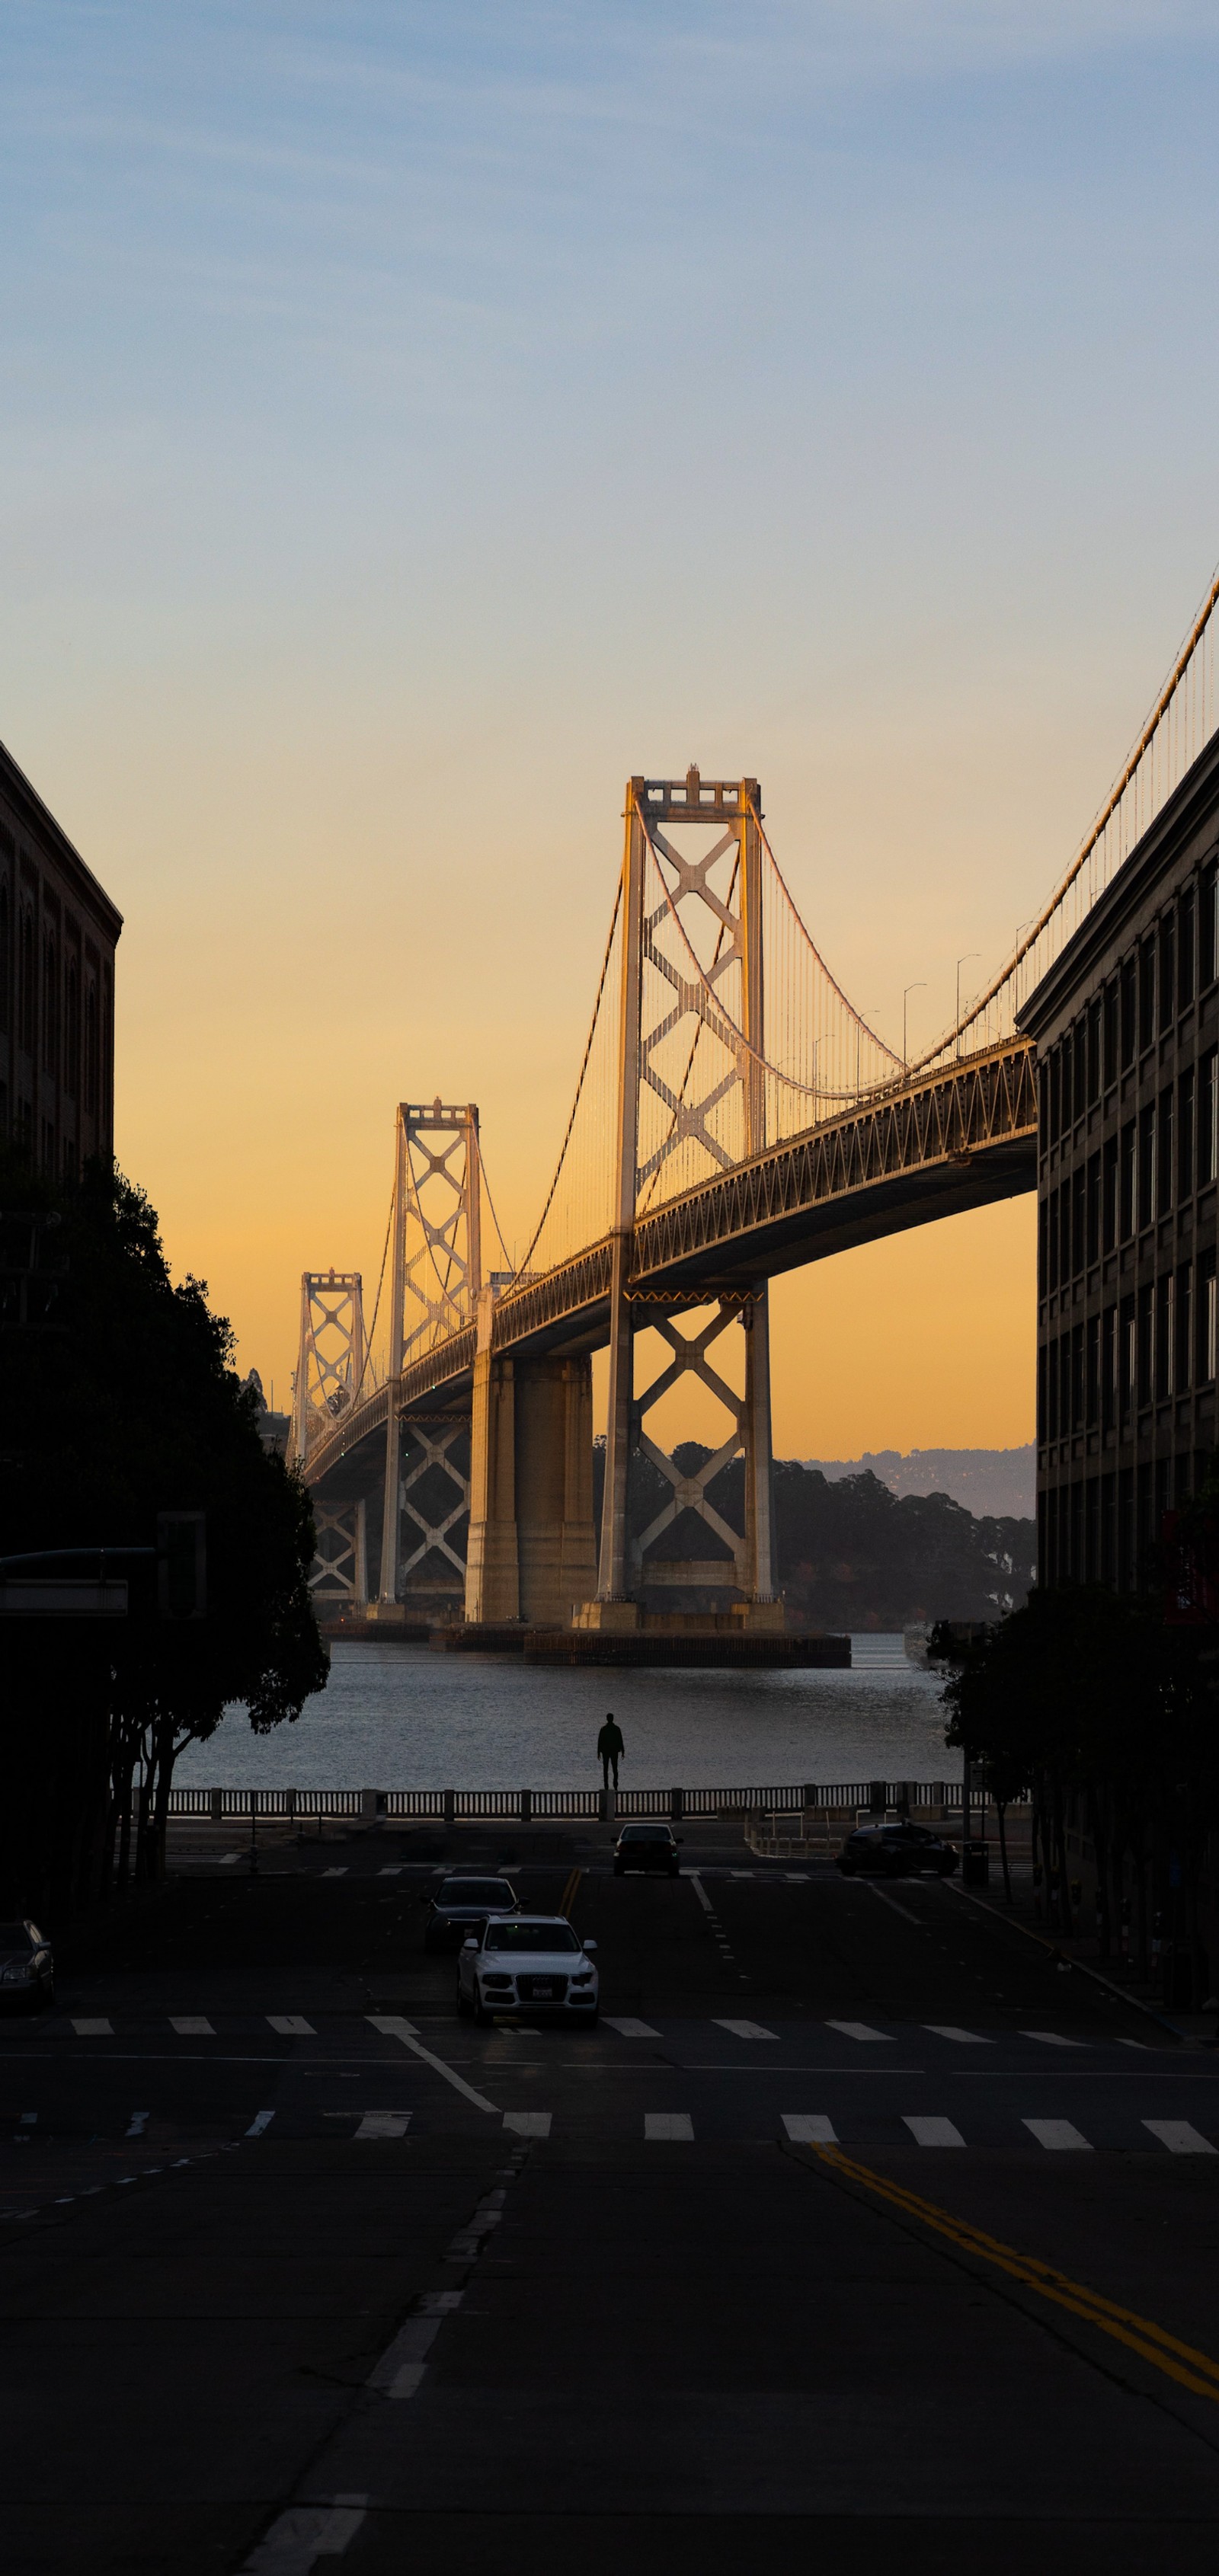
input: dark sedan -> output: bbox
[613,1823,683,1878]
[0,1920,55,2012]
[424,1874,520,1951]
[835,1822,958,1881]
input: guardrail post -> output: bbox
[520,1788,532,1824]
[210,1787,222,1823]
[443,1789,455,1830]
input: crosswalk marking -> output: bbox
[267,2015,315,2036]
[903,2115,965,2148]
[713,2018,776,2041]
[730,1871,756,1879]
[245,2110,275,2137]
[1021,2031,1084,2048]
[72,2018,112,2036]
[125,2111,149,2138]
[354,2111,411,2139]
[645,2112,693,2141]
[504,2111,552,2137]
[170,2016,214,2036]
[1143,2119,1216,2155]
[782,2114,837,2143]
[924,2025,993,2044]
[322,1868,348,1878]
[783,1873,810,1882]
[378,1866,404,1877]
[1024,2117,1092,2151]
[825,2020,891,2043]
[604,2017,661,2038]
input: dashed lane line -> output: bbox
[170,2017,215,2036]
[504,2111,551,2137]
[242,2496,368,2572]
[245,2110,275,2137]
[366,2015,500,2114]
[645,2111,693,2140]
[824,2021,892,2044]
[1024,2117,1093,2151]
[782,2113,837,2143]
[1021,2030,1086,2048]
[354,2111,411,2139]
[1143,2119,1216,2153]
[903,2114,965,2147]
[924,2025,993,2044]
[603,2017,661,2038]
[71,2020,112,2037]
[713,2019,777,2041]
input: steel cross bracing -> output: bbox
[377,1102,482,1604]
[301,1037,1038,1498]
[398,1418,469,1584]
[290,1271,366,1468]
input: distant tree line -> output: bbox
[0,1149,327,1920]
[592,1442,1035,1629]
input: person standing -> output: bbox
[597,1713,624,1790]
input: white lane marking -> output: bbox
[354,2111,411,2139]
[72,2019,113,2036]
[367,2014,500,2114]
[645,2111,693,2140]
[1116,2037,1149,2050]
[267,2016,315,2037]
[688,1874,715,1917]
[171,2016,215,2036]
[378,1866,404,1876]
[865,1884,923,1924]
[418,2290,464,2313]
[219,1853,241,1865]
[603,2016,661,2038]
[783,1872,810,1882]
[903,2115,965,2147]
[242,2495,368,2571]
[245,2109,276,2137]
[713,2019,776,2041]
[924,2026,993,2044]
[125,2111,149,2138]
[1144,2119,1216,2155]
[1021,2031,1086,2048]
[503,2111,551,2137]
[1024,2117,1093,2151]
[731,1870,756,1878]
[825,2021,891,2043]
[322,1868,348,1878]
[782,2113,837,2143]
[367,2316,439,2396]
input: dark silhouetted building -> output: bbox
[0,740,121,1172]
[1021,727,1219,1587]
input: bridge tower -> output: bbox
[376,1101,482,1615]
[290,1270,371,1617]
[589,769,778,1629]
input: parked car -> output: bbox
[613,1823,683,1878]
[424,1874,520,1952]
[835,1822,958,1881]
[456,1915,599,2024]
[0,1921,55,2012]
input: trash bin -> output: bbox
[961,1839,990,1887]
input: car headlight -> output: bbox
[480,1975,514,1992]
[571,1971,594,1986]
[0,1961,33,1983]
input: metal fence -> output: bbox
[166,1778,1011,1823]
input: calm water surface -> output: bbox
[176,1635,955,1790]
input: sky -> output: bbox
[3,1,1218,1456]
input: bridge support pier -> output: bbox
[465,1328,597,1628]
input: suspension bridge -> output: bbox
[287,570,1219,1645]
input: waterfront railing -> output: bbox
[166,1780,1021,1825]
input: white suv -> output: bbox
[456,1914,599,2025]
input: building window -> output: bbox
[41,930,58,1078]
[1179,1064,1195,1202]
[1086,1312,1100,1426]
[1102,981,1118,1086]
[1073,1020,1086,1119]
[18,902,34,1053]
[1159,913,1176,1033]
[1137,1280,1153,1407]
[1203,865,1218,988]
[1086,999,1101,1104]
[0,878,8,1034]
[1102,1303,1116,1430]
[1158,1085,1174,1214]
[1179,887,1195,1009]
[1137,1102,1156,1229]
[1176,1262,1192,1392]
[1102,1134,1118,1251]
[1155,1272,1173,1399]
[1201,1050,1217,1185]
[1139,937,1156,1051]
[1120,956,1137,1067]
[1201,1252,1217,1384]
[84,982,98,1117]
[1086,1152,1100,1266]
[1071,1167,1086,1276]
[1121,1296,1135,1421]
[1120,1120,1136,1237]
[65,957,79,1099]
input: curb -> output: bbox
[943,1876,1185,2041]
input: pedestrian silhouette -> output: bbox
[597,1713,624,1789]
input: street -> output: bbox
[1,1824,1217,2573]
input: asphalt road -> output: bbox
[2,1823,1217,2574]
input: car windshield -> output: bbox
[623,1827,670,1842]
[0,1924,31,1951]
[437,1881,514,1906]
[485,1920,581,1954]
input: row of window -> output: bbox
[0,877,103,1111]
[1041,1454,1201,1590]
[1038,866,1218,1150]
[1040,1257,1218,1438]
[1039,1056,1218,1290]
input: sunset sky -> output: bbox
[3,3,1218,1457]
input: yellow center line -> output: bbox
[559,1867,581,1919]
[810,2146,1219,2407]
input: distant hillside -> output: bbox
[591,1444,1037,1631]
[805,1445,1035,1521]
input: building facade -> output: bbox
[1021,725,1219,1588]
[0,740,122,1173]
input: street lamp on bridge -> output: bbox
[955,953,980,1059]
[902,982,926,1069]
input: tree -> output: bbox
[0,1147,328,1917]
